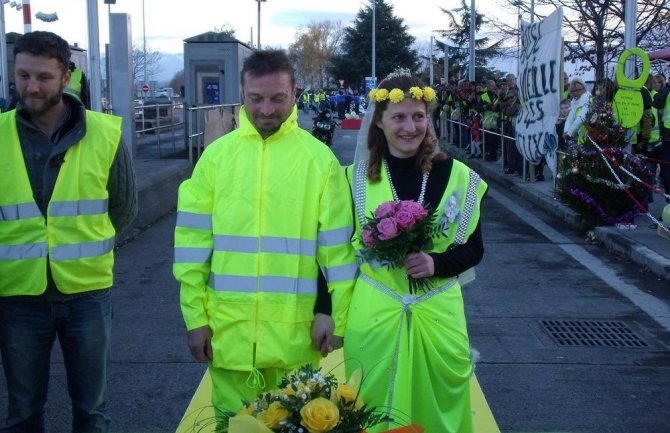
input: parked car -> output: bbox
[155,87,174,99]
[134,99,143,118]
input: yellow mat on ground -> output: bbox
[176,349,500,433]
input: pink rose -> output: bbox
[394,210,416,231]
[400,200,428,221]
[361,228,377,247]
[376,217,399,240]
[374,201,397,219]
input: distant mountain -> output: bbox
[156,53,184,84]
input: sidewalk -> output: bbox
[442,139,670,281]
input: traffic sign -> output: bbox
[142,84,149,93]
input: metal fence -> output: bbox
[185,103,241,164]
[134,101,185,158]
[439,114,544,186]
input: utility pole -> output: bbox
[256,0,266,49]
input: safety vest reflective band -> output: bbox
[174,226,357,282]
[0,110,122,296]
[0,243,47,259]
[0,202,42,220]
[208,273,318,294]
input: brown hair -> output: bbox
[367,74,445,182]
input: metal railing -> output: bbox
[439,113,541,185]
[185,103,241,164]
[134,101,185,158]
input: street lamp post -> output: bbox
[86,0,102,111]
[142,0,147,93]
[433,30,449,82]
[256,0,266,49]
[372,0,376,81]
[0,1,9,100]
[430,36,434,86]
[469,0,475,80]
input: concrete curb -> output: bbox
[593,226,670,280]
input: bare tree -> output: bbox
[169,70,185,96]
[288,20,344,89]
[489,0,670,80]
[131,44,163,84]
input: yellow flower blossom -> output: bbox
[335,383,364,409]
[422,86,436,102]
[257,401,289,429]
[408,86,423,100]
[374,88,389,102]
[300,397,340,433]
[389,88,405,103]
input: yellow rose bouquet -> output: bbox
[220,364,391,433]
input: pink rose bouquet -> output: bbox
[359,200,438,294]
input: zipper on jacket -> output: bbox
[252,137,267,351]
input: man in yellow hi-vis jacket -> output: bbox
[173,49,357,417]
[0,31,137,432]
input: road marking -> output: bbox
[489,189,670,332]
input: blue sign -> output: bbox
[364,77,376,95]
[205,82,220,104]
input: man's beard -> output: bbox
[19,87,64,117]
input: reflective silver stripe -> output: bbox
[454,171,481,246]
[176,212,212,230]
[49,199,108,216]
[353,160,369,227]
[322,262,359,282]
[0,242,48,259]
[209,274,257,292]
[317,226,353,247]
[208,273,317,294]
[214,235,258,253]
[212,235,318,256]
[174,247,211,263]
[260,276,316,294]
[261,236,316,256]
[50,237,115,261]
[0,202,42,221]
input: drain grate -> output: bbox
[540,319,648,348]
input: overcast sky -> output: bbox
[2,0,518,54]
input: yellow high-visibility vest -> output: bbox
[0,110,122,296]
[64,67,83,102]
[348,159,487,293]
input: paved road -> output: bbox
[1,111,669,432]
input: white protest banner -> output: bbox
[516,8,563,174]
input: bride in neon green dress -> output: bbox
[344,71,487,433]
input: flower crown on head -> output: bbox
[368,67,436,103]
[368,86,437,104]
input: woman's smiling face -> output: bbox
[376,98,428,158]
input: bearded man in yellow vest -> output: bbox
[0,31,137,432]
[173,49,357,422]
